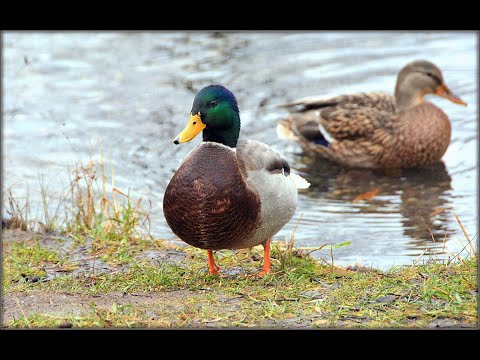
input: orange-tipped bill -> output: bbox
[173,113,206,144]
[435,84,467,106]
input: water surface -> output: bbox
[3,31,477,269]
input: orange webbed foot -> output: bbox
[247,239,271,278]
[253,269,271,277]
[207,250,221,275]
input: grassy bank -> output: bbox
[2,158,478,328]
[2,228,477,328]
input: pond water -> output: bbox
[3,31,477,269]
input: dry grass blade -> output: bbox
[38,173,71,232]
[287,213,304,251]
[453,212,477,255]
[430,207,453,217]
[113,188,129,197]
[317,256,354,273]
[276,213,304,270]
[3,187,31,231]
[417,224,442,264]
[442,232,448,254]
[303,244,328,256]
[330,246,334,270]
[68,159,98,230]
[446,234,477,266]
[101,149,109,222]
[412,249,430,267]
[15,298,31,328]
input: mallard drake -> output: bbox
[277,60,467,169]
[163,85,309,276]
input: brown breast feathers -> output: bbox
[378,102,451,168]
[163,143,261,250]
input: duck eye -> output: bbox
[210,100,217,107]
[426,72,433,77]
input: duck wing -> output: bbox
[236,139,291,175]
[236,139,310,189]
[281,93,396,113]
[281,93,398,143]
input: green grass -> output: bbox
[7,302,161,328]
[3,239,477,328]
[3,236,66,287]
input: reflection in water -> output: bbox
[399,162,453,244]
[295,155,453,254]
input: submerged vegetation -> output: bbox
[1,157,478,328]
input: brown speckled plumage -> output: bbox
[278,61,465,169]
[163,143,261,250]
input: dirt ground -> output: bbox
[3,290,473,329]
[3,290,212,327]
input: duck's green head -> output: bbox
[174,85,240,148]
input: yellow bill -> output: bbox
[173,113,206,144]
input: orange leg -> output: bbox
[207,250,220,275]
[256,238,271,277]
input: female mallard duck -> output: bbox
[163,85,309,276]
[277,60,467,169]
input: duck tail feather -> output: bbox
[289,173,310,189]
[276,119,299,141]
